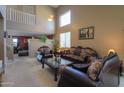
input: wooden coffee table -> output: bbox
[42,58,73,81]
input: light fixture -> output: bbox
[108,49,116,55]
[48,15,54,21]
[48,18,53,21]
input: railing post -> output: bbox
[9,8,11,21]
[6,8,36,25]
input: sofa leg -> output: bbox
[54,69,58,81]
[42,61,44,69]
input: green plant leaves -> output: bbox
[39,34,47,43]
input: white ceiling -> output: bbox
[50,5,59,8]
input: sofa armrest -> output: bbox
[58,66,97,87]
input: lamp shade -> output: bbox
[108,49,116,55]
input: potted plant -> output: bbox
[39,34,47,43]
[52,40,59,53]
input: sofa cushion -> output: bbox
[84,47,98,57]
[73,49,81,56]
[87,60,102,80]
[80,49,86,58]
[70,47,76,54]
[72,55,83,61]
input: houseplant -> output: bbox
[39,34,48,43]
[52,40,59,52]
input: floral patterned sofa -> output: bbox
[61,46,99,64]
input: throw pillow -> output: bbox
[43,48,50,54]
[37,54,43,61]
[87,60,102,80]
[88,56,97,64]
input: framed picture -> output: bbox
[79,26,94,40]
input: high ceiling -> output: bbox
[49,5,59,8]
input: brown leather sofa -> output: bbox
[58,53,120,87]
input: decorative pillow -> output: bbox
[43,48,50,54]
[87,60,102,80]
[37,54,43,61]
[88,56,97,64]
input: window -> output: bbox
[60,32,71,48]
[59,10,71,27]
[13,38,18,47]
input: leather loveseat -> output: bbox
[58,53,120,87]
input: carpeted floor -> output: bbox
[0,56,124,87]
[119,73,124,87]
[0,56,57,87]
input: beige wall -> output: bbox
[28,39,54,57]
[56,5,124,67]
[35,5,56,34]
[7,5,56,36]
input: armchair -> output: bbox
[36,46,53,63]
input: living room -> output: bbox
[0,4,124,88]
[40,5,124,87]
